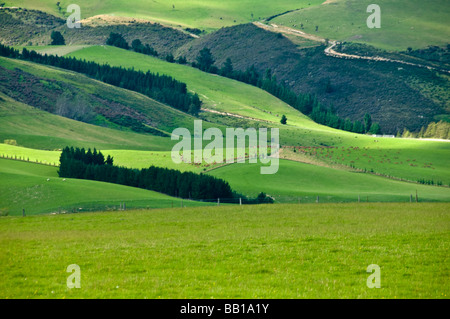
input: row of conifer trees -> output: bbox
[0,43,202,115]
[58,147,234,200]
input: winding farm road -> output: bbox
[253,22,450,74]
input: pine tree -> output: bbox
[363,113,372,133]
[196,48,215,72]
[51,31,65,45]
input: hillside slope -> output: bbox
[0,93,171,151]
[0,56,202,137]
[272,0,450,51]
[0,158,201,215]
[209,159,450,202]
[67,45,450,185]
[0,8,193,56]
[176,23,449,134]
[3,0,323,31]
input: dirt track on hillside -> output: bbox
[253,22,450,74]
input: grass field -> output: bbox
[0,203,448,298]
[5,0,323,31]
[209,159,450,202]
[0,144,218,173]
[0,158,209,216]
[272,0,450,51]
[2,47,449,185]
[0,94,173,151]
[2,143,449,204]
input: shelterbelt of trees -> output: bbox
[58,147,234,201]
[192,48,382,135]
[0,44,202,116]
[104,32,382,134]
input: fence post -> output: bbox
[416,190,418,203]
[239,198,242,206]
[124,202,126,211]
[410,194,413,203]
[22,208,25,217]
[316,196,319,203]
[358,195,360,203]
[217,198,220,206]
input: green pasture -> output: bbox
[5,0,323,31]
[0,158,209,216]
[0,203,448,298]
[209,159,450,202]
[272,0,450,51]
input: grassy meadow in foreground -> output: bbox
[0,203,448,298]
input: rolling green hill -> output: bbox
[208,159,450,202]
[0,158,208,216]
[0,56,202,137]
[2,142,449,204]
[4,0,323,31]
[272,0,450,51]
[0,144,219,173]
[67,45,450,184]
[175,23,449,133]
[0,93,173,151]
[0,8,194,56]
[67,45,319,129]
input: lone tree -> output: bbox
[220,58,233,77]
[131,39,142,51]
[196,47,215,72]
[280,114,287,125]
[50,31,65,45]
[363,113,372,133]
[369,122,381,135]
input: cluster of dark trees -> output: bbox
[0,43,201,115]
[189,48,382,134]
[417,178,443,186]
[106,33,159,57]
[50,31,65,45]
[58,147,274,203]
[106,32,130,50]
[107,33,190,64]
[131,39,158,57]
[405,44,450,64]
[58,147,234,200]
[310,105,381,134]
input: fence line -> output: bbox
[0,154,58,167]
[6,192,433,217]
